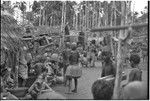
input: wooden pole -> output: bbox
[113,1,125,99]
[91,23,147,32]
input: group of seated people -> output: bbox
[91,51,148,100]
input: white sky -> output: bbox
[8,0,148,13]
[1,0,148,22]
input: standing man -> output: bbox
[25,51,32,76]
[62,43,71,86]
[90,41,96,68]
[18,47,28,87]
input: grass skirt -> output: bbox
[65,64,82,78]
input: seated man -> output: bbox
[91,76,115,100]
[25,67,65,100]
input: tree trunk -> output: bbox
[39,9,42,26]
[98,1,101,27]
[15,52,19,88]
[61,1,66,47]
[104,3,108,26]
[76,13,78,31]
[86,2,89,30]
[73,13,75,30]
[42,9,45,26]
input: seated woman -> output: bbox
[101,51,116,77]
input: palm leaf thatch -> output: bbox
[1,10,25,81]
[1,10,24,52]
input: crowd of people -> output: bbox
[0,36,148,100]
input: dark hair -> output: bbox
[101,51,107,57]
[42,67,48,73]
[72,45,76,51]
[55,44,59,48]
[129,54,140,65]
[83,53,87,57]
[101,51,111,57]
[91,79,114,100]
[105,56,113,64]
[101,51,112,63]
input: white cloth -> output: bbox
[26,53,32,63]
[98,51,102,57]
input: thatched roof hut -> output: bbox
[1,10,25,85]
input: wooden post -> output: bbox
[113,1,125,99]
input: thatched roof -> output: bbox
[1,10,24,52]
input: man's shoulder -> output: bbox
[130,68,141,74]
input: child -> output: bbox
[80,52,88,68]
